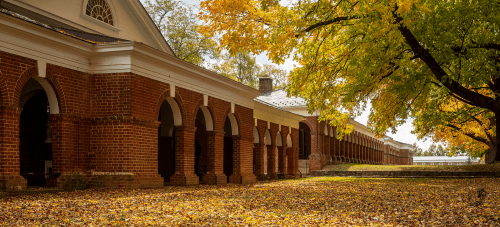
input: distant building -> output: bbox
[413,156,480,166]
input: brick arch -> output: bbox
[154,89,186,126]
[14,66,66,114]
[45,70,67,114]
[13,66,38,107]
[192,98,216,131]
[299,119,313,132]
[221,107,240,136]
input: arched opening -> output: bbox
[286,134,292,175]
[158,97,181,185]
[253,126,259,174]
[194,106,213,182]
[263,129,272,174]
[299,122,311,160]
[276,131,283,173]
[223,113,237,183]
[19,78,55,187]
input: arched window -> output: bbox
[86,0,114,25]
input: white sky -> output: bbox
[140,0,437,150]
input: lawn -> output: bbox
[1,177,499,226]
[323,163,500,172]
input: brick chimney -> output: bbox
[259,75,273,94]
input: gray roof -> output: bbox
[256,89,307,107]
[0,2,128,44]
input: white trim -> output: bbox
[166,97,181,126]
[37,60,46,78]
[253,126,259,143]
[203,94,208,106]
[199,105,213,131]
[253,101,303,130]
[0,17,261,109]
[286,134,292,148]
[33,77,59,114]
[276,131,283,147]
[170,84,175,98]
[264,129,272,145]
[227,113,238,136]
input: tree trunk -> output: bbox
[491,115,500,163]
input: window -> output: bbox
[86,0,114,25]
[448,162,453,165]
[458,163,462,165]
[439,162,443,165]
[430,163,434,165]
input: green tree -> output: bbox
[259,64,288,90]
[199,0,500,163]
[145,0,219,65]
[209,51,261,88]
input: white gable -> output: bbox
[5,0,173,54]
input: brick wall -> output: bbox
[0,50,310,190]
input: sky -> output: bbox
[140,0,437,150]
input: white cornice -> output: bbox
[253,101,304,129]
[0,13,93,71]
[5,0,103,34]
[0,14,261,108]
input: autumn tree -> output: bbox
[144,0,219,65]
[414,95,493,160]
[199,0,500,163]
[209,51,261,87]
[260,64,288,90]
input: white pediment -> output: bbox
[5,0,173,54]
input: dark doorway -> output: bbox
[194,109,208,182]
[19,79,52,187]
[299,122,311,160]
[223,116,233,183]
[158,101,176,184]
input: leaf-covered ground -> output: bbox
[1,177,499,226]
[324,163,500,172]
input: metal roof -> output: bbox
[256,89,307,107]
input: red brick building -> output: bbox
[0,0,412,191]
[257,80,413,173]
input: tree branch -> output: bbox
[392,6,500,112]
[446,124,490,145]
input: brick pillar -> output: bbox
[348,136,353,162]
[170,126,199,186]
[278,146,287,174]
[267,143,277,175]
[229,135,256,184]
[253,142,265,177]
[202,131,226,185]
[324,135,330,162]
[50,114,80,188]
[340,137,345,162]
[285,147,293,176]
[0,107,27,191]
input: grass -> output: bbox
[323,163,500,172]
[1,177,499,226]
